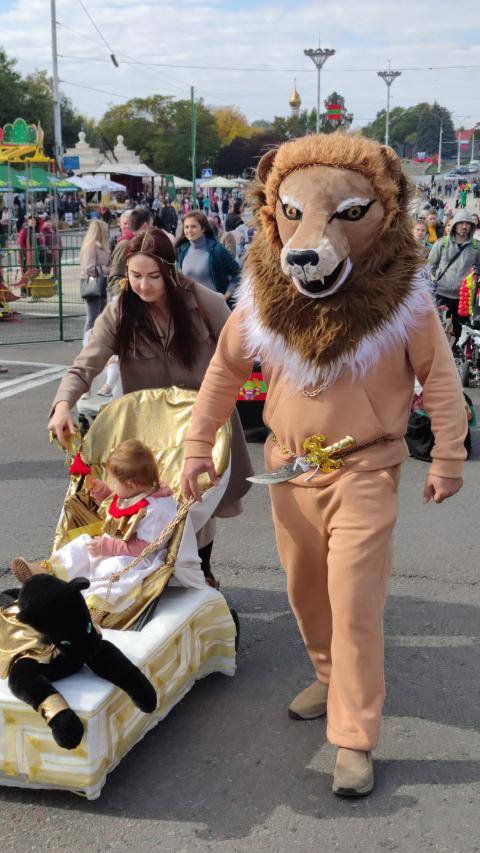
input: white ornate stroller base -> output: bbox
[0,586,235,799]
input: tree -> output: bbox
[22,70,82,154]
[318,92,353,134]
[0,48,25,125]
[212,106,252,145]
[98,95,220,178]
[362,101,456,157]
[161,98,220,178]
[251,119,272,131]
[216,130,286,176]
[0,48,86,156]
[98,95,172,166]
[416,102,456,157]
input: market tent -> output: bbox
[0,164,16,191]
[173,176,193,188]
[154,175,193,190]
[70,175,126,192]
[28,166,78,193]
[90,162,157,179]
[89,175,126,192]
[69,176,95,191]
[11,170,48,192]
[198,176,242,189]
[49,175,79,192]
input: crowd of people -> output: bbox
[412,183,480,356]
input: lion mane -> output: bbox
[238,132,429,390]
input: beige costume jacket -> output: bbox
[185,298,467,483]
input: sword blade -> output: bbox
[247,462,300,485]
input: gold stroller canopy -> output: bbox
[54,387,231,629]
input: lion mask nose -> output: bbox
[286,249,319,268]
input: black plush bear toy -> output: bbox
[5,574,157,750]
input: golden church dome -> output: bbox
[289,80,302,109]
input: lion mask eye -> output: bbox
[281,203,303,221]
[331,198,376,223]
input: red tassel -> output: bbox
[69,452,91,476]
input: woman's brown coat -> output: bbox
[51,281,253,506]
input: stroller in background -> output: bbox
[407,269,478,461]
[437,264,480,388]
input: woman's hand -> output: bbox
[48,401,77,449]
[181,457,219,502]
[86,536,103,557]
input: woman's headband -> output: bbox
[125,230,177,266]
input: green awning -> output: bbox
[13,170,48,192]
[0,164,17,191]
[0,165,78,193]
[27,166,78,193]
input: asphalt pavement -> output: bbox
[0,350,479,853]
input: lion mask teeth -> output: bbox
[292,258,353,298]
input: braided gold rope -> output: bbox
[90,497,196,624]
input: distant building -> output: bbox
[64,131,103,173]
[289,80,302,118]
[456,128,476,160]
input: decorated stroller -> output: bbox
[0,387,237,799]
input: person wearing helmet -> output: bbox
[428,210,480,346]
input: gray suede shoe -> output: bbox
[288,680,328,720]
[11,557,50,585]
[332,748,374,797]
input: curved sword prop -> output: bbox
[247,434,357,485]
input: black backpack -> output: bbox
[405,398,472,462]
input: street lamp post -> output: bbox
[471,125,479,162]
[50,0,63,169]
[304,46,336,134]
[437,120,443,174]
[191,86,197,208]
[377,61,401,147]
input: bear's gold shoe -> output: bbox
[332,748,374,797]
[288,680,328,720]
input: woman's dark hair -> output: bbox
[129,208,153,232]
[233,199,242,214]
[208,213,222,236]
[175,211,216,249]
[116,227,200,369]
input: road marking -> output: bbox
[0,360,68,399]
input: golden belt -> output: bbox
[272,433,388,474]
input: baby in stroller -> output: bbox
[11,439,206,614]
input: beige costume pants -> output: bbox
[269,465,400,751]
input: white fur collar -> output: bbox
[236,269,433,392]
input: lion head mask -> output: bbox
[238,132,428,391]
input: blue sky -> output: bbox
[0,0,479,136]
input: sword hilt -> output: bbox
[324,435,356,456]
[302,434,356,473]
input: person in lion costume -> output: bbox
[181,133,467,797]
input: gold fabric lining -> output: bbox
[95,517,185,630]
[101,500,148,541]
[0,606,57,680]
